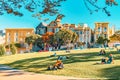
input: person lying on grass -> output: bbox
[57,56,69,61]
[47,60,64,70]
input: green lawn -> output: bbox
[0,48,120,79]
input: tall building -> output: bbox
[94,22,109,41]
[94,22,115,42]
[5,28,34,44]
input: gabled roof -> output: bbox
[36,22,47,28]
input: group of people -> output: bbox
[101,54,114,64]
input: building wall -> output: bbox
[0,36,5,44]
[74,25,91,44]
[94,22,109,42]
[5,28,34,44]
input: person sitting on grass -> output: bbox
[47,60,64,70]
[107,54,114,64]
[52,60,64,70]
[101,54,114,64]
[99,49,106,55]
[101,57,107,64]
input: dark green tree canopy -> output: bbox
[54,29,78,44]
[97,36,109,45]
[25,34,41,45]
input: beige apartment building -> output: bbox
[94,22,115,42]
[5,28,34,44]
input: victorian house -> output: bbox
[47,14,64,33]
[35,22,47,35]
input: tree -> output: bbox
[10,43,17,55]
[97,36,110,47]
[110,30,120,42]
[84,0,118,16]
[0,0,66,17]
[0,45,6,56]
[25,34,42,45]
[55,29,78,45]
[42,32,54,43]
[0,0,118,17]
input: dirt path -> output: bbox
[0,65,93,80]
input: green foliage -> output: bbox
[55,29,78,44]
[97,36,109,45]
[25,34,42,45]
[10,44,17,55]
[48,35,55,46]
[14,43,21,48]
[6,43,21,48]
[0,45,6,56]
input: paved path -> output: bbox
[0,65,95,80]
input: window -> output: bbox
[48,28,53,32]
[55,28,59,33]
[98,27,100,32]
[7,33,10,43]
[104,27,107,32]
[14,32,18,42]
[39,28,45,34]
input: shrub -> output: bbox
[0,45,6,56]
[6,43,21,48]
[10,44,17,55]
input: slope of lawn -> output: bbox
[0,48,120,79]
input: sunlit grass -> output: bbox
[0,48,120,79]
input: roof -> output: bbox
[36,22,48,28]
[5,28,34,30]
[95,22,109,24]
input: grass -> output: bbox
[0,48,120,79]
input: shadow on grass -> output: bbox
[100,66,120,80]
[1,50,120,78]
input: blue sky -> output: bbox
[0,0,120,31]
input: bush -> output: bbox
[10,44,17,55]
[14,43,21,48]
[0,45,6,56]
[6,43,21,48]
